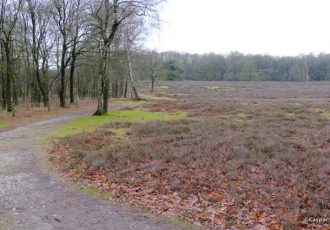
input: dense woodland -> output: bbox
[0,0,162,115]
[1,0,330,116]
[135,51,330,82]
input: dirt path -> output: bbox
[0,107,191,230]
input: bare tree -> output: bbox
[0,0,22,114]
[138,50,162,93]
[68,0,89,104]
[122,16,145,100]
[148,51,162,93]
[0,0,163,114]
[52,0,77,107]
[90,0,162,115]
[24,0,53,109]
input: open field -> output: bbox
[50,81,330,229]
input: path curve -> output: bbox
[0,107,190,230]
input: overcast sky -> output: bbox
[145,0,330,56]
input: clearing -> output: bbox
[50,81,330,229]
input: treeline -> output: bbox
[0,0,162,115]
[134,51,330,82]
[1,0,329,117]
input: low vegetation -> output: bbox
[48,109,187,139]
[0,120,7,128]
[49,82,330,229]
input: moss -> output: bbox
[111,128,128,139]
[0,215,16,230]
[170,216,200,229]
[205,86,235,91]
[289,102,303,107]
[165,93,190,96]
[311,108,330,119]
[80,185,110,200]
[109,99,143,106]
[155,85,169,89]
[284,113,296,121]
[48,109,187,139]
[0,221,11,229]
[0,120,7,129]
[140,94,178,101]
[219,112,253,123]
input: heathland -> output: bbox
[49,81,330,229]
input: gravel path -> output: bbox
[0,108,192,230]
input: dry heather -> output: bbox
[50,81,330,229]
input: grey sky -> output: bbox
[145,0,330,56]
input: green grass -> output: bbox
[80,185,111,200]
[312,108,330,119]
[109,99,144,106]
[140,94,178,101]
[48,109,187,139]
[0,120,8,129]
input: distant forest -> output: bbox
[0,0,328,116]
[134,51,330,82]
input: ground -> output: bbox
[0,106,194,230]
[1,81,330,229]
[49,81,330,229]
[0,99,98,132]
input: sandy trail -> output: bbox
[0,107,189,230]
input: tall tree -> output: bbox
[0,0,22,113]
[25,0,52,109]
[138,50,162,93]
[90,0,163,115]
[122,15,145,100]
[68,0,88,104]
[52,0,83,107]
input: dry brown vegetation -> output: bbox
[49,81,330,229]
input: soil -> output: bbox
[0,107,192,230]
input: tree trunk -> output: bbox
[150,77,155,93]
[59,39,67,108]
[127,52,140,100]
[5,44,12,112]
[94,49,108,116]
[1,73,6,110]
[102,77,109,114]
[124,76,128,98]
[13,76,18,105]
[1,58,6,110]
[69,54,76,104]
[44,93,49,110]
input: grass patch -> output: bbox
[140,94,178,101]
[205,86,235,91]
[311,108,330,119]
[111,128,128,139]
[80,185,110,200]
[284,112,296,121]
[0,220,14,229]
[48,109,187,139]
[109,99,144,106]
[0,120,8,129]
[218,112,253,124]
[156,85,169,89]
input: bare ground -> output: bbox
[0,107,192,230]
